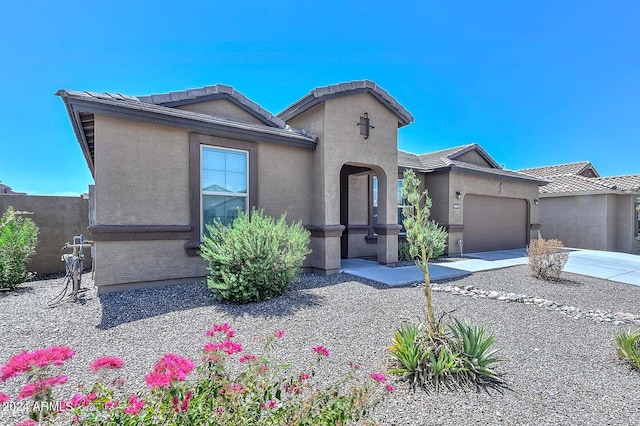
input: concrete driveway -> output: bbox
[340,248,640,287]
[465,248,640,286]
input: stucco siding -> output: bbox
[539,195,609,250]
[176,99,265,125]
[456,151,492,167]
[422,172,450,225]
[348,174,369,225]
[323,92,399,225]
[94,240,206,287]
[94,116,190,225]
[257,143,313,224]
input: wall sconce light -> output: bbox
[533,199,539,205]
[455,191,462,199]
[357,112,375,139]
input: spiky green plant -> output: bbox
[401,169,448,331]
[449,318,503,382]
[614,329,640,371]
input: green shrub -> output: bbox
[389,317,502,391]
[201,209,311,303]
[527,238,568,281]
[398,241,413,262]
[0,206,39,290]
[614,329,640,371]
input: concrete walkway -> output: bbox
[340,248,640,287]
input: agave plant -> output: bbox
[388,323,429,387]
[614,329,640,371]
[449,318,503,383]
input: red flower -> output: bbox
[274,329,285,338]
[385,384,395,392]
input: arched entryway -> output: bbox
[339,163,400,265]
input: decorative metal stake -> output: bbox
[357,112,375,139]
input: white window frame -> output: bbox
[200,145,249,240]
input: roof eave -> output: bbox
[56,91,95,177]
[450,163,549,185]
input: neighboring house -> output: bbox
[0,182,25,195]
[519,162,640,254]
[399,144,546,254]
[57,80,545,294]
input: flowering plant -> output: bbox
[1,324,393,425]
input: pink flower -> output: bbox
[224,382,247,394]
[90,356,124,373]
[124,394,144,415]
[312,346,330,357]
[239,354,257,363]
[274,329,285,338]
[1,346,75,381]
[385,384,395,392]
[0,392,10,403]
[18,376,68,400]
[67,393,85,408]
[203,340,243,356]
[16,420,38,426]
[299,372,310,381]
[349,361,361,370]
[369,372,387,383]
[284,383,303,394]
[260,400,278,409]
[105,400,119,409]
[145,354,195,389]
[205,323,233,337]
[259,364,268,372]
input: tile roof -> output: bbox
[137,84,287,129]
[398,151,426,170]
[596,175,640,192]
[416,144,476,169]
[518,161,598,178]
[539,174,615,194]
[278,80,414,126]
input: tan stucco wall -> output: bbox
[539,194,609,250]
[422,172,450,225]
[94,240,206,287]
[0,195,91,274]
[94,116,191,225]
[257,142,313,224]
[540,193,640,253]
[348,174,369,225]
[321,92,400,226]
[176,99,265,125]
[456,151,492,167]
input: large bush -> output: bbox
[0,206,39,290]
[201,209,311,303]
[527,238,568,281]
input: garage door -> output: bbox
[463,195,527,253]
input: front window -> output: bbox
[201,146,248,236]
[371,177,406,230]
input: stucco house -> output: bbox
[399,144,546,255]
[519,162,640,254]
[57,80,545,294]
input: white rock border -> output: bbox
[429,283,640,326]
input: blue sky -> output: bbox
[1,0,638,195]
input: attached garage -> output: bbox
[463,195,528,253]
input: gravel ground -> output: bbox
[1,266,639,425]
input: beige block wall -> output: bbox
[176,99,265,125]
[257,143,313,224]
[94,116,191,225]
[0,195,91,274]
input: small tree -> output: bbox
[0,206,39,289]
[401,170,448,331]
